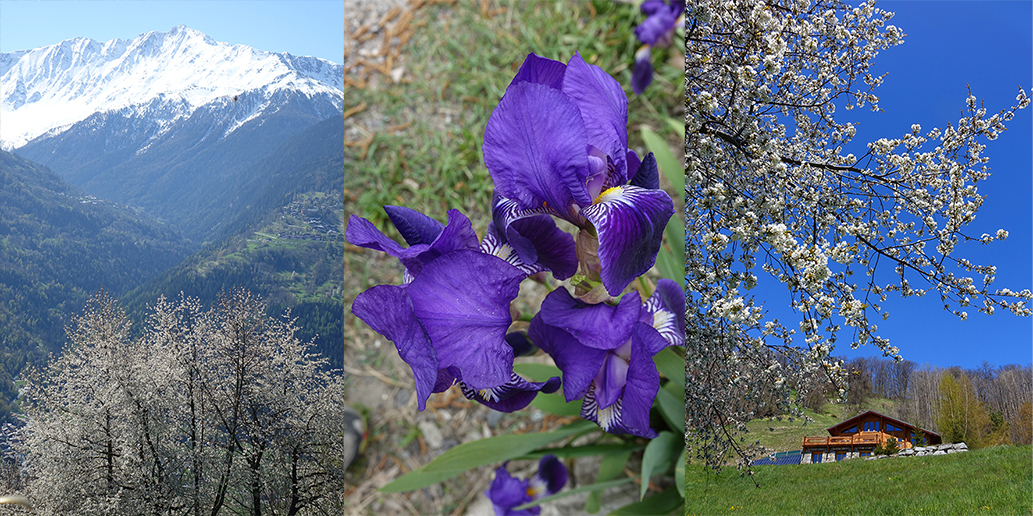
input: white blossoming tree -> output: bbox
[684,0,1030,470]
[17,290,346,515]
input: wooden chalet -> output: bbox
[801,410,941,464]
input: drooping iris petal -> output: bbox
[485,464,532,516]
[384,204,444,246]
[578,324,665,439]
[346,209,480,280]
[580,185,674,296]
[351,285,438,411]
[535,455,567,497]
[484,80,592,216]
[560,52,629,184]
[484,201,578,280]
[509,216,577,279]
[642,277,685,347]
[433,367,462,393]
[510,53,566,91]
[631,46,654,96]
[405,250,524,390]
[580,385,630,435]
[619,323,670,437]
[628,151,660,190]
[528,314,607,403]
[485,456,567,516]
[458,372,561,413]
[539,288,641,350]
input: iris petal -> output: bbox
[635,1,683,46]
[352,285,438,411]
[593,352,630,409]
[486,198,578,280]
[384,204,445,246]
[345,214,411,257]
[458,372,561,413]
[621,323,668,437]
[528,314,607,403]
[485,465,531,515]
[580,185,674,296]
[405,250,524,390]
[642,278,685,347]
[560,52,629,184]
[510,53,566,91]
[484,81,592,215]
[631,47,654,96]
[539,288,641,350]
[628,152,660,190]
[346,210,479,280]
[536,455,568,495]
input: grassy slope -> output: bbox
[684,445,1032,515]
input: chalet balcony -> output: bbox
[802,431,906,449]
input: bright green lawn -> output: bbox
[684,445,1032,515]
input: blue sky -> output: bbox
[754,1,1031,370]
[0,1,343,64]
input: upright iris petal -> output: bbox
[485,455,567,516]
[528,280,683,438]
[484,53,675,296]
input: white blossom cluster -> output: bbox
[684,0,1029,471]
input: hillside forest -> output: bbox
[790,356,1033,448]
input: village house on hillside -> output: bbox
[801,410,941,464]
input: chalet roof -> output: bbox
[826,410,940,439]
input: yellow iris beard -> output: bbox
[593,185,625,205]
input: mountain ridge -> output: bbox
[1,24,343,150]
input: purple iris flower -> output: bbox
[632,0,685,95]
[528,279,685,438]
[483,53,675,296]
[347,207,562,411]
[485,455,567,516]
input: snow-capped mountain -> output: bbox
[0,25,343,150]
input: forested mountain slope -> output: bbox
[120,115,345,367]
[0,150,193,423]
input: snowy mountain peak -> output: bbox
[0,26,343,149]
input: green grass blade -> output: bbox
[530,390,582,416]
[665,117,685,140]
[513,478,635,512]
[675,448,686,499]
[379,420,595,492]
[587,449,634,513]
[519,443,644,461]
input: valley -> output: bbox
[0,25,346,423]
